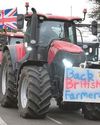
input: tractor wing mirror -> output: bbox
[82,8,87,21]
[17,14,24,29]
[91,20,97,35]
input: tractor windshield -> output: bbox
[9,37,23,45]
[39,20,77,45]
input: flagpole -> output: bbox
[70,5,72,16]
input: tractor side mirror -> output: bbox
[82,8,87,21]
[17,14,24,29]
[91,20,97,35]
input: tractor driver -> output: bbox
[39,22,58,45]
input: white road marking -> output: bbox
[0,117,7,125]
[47,116,62,125]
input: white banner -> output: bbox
[63,67,100,103]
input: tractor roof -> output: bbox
[0,32,24,38]
[25,13,82,22]
[40,14,82,21]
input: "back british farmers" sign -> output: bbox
[63,67,100,103]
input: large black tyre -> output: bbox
[1,50,17,107]
[18,65,51,119]
[82,103,100,120]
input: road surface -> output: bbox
[0,98,99,125]
[0,67,100,125]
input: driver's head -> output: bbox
[40,23,53,34]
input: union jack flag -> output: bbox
[0,8,17,30]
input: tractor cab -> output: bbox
[24,12,82,44]
[23,9,84,62]
[0,32,24,45]
[38,17,78,46]
[0,31,24,64]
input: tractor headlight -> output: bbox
[89,48,92,53]
[85,52,89,56]
[24,42,32,51]
[62,59,73,67]
[24,42,28,47]
[27,46,32,51]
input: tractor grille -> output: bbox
[50,50,86,81]
[49,50,86,96]
[53,50,86,67]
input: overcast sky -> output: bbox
[0,0,92,22]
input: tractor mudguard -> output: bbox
[17,59,46,82]
[3,43,26,72]
[3,45,16,71]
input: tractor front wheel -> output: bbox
[18,65,51,118]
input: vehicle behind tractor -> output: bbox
[76,23,99,62]
[0,13,24,65]
[1,4,100,121]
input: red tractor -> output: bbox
[0,31,24,64]
[0,13,24,65]
[1,6,100,120]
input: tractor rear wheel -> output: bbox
[82,103,100,120]
[1,50,17,107]
[18,65,51,118]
